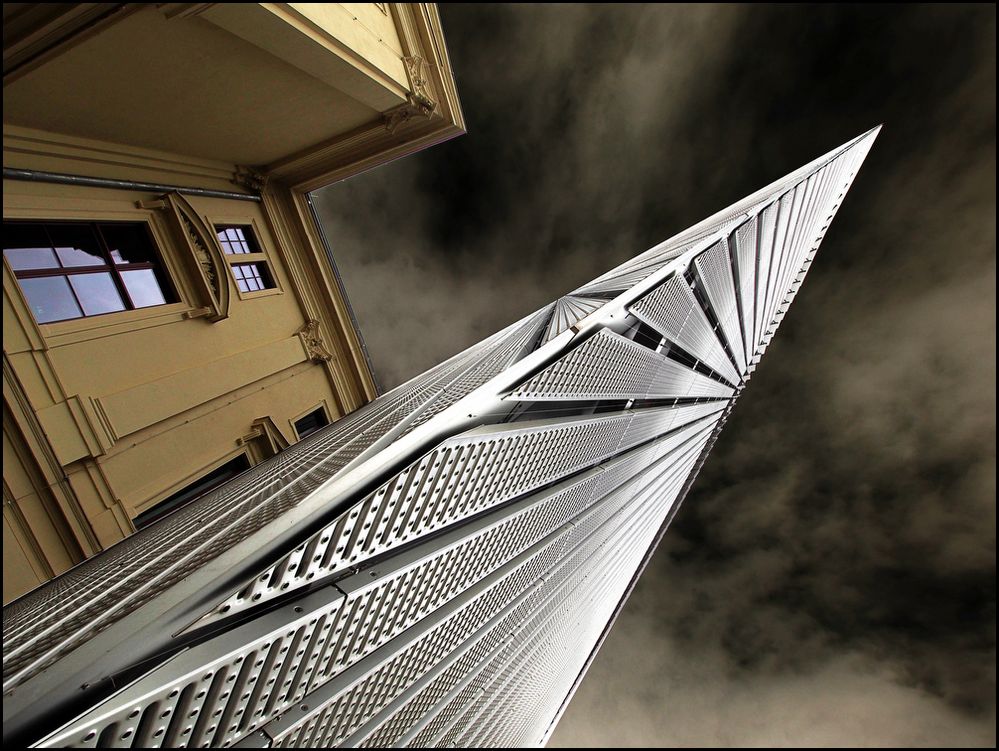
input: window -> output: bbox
[133,454,251,530]
[215,225,276,293]
[294,406,330,440]
[3,221,176,324]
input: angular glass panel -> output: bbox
[101,223,156,265]
[121,269,167,308]
[48,224,105,268]
[19,276,83,323]
[68,272,126,316]
[3,224,58,270]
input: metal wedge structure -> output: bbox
[2,128,879,748]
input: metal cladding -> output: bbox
[1,128,879,749]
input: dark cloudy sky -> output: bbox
[314,4,996,746]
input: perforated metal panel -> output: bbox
[41,424,715,749]
[267,431,710,749]
[572,261,671,296]
[451,440,703,748]
[360,432,709,748]
[509,329,734,401]
[4,129,878,750]
[201,401,725,623]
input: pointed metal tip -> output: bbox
[858,124,884,142]
[839,125,881,165]
[852,125,882,160]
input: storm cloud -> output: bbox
[314,4,995,746]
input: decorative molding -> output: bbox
[179,212,222,309]
[3,124,242,191]
[403,54,436,111]
[269,112,461,190]
[232,165,269,193]
[69,396,116,458]
[392,3,464,129]
[383,55,438,135]
[33,395,117,464]
[88,397,119,446]
[237,416,290,460]
[146,192,232,322]
[297,319,335,363]
[2,358,101,557]
[2,257,48,354]
[3,488,57,581]
[383,99,435,135]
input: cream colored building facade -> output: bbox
[2,3,464,604]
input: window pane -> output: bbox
[294,407,330,440]
[68,272,126,316]
[3,224,58,270]
[5,220,174,322]
[4,246,59,271]
[232,264,252,292]
[232,262,274,293]
[216,225,260,255]
[48,224,106,268]
[19,276,83,323]
[101,223,158,265]
[121,269,168,308]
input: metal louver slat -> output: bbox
[541,295,607,344]
[729,215,759,367]
[693,238,747,376]
[629,274,742,386]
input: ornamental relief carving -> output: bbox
[383,101,434,134]
[138,191,231,322]
[403,55,436,111]
[231,165,269,193]
[180,213,218,292]
[298,319,334,363]
[384,56,438,135]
